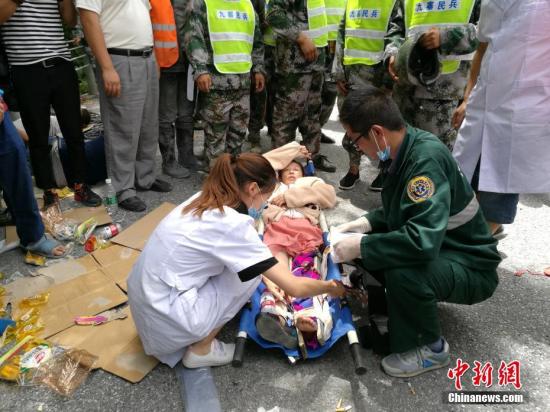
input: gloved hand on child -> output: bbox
[332,216,372,234]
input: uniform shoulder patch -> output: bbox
[407,176,435,203]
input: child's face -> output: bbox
[280,162,303,184]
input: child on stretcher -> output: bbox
[256,143,337,349]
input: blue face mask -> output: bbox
[372,131,391,162]
[248,193,267,220]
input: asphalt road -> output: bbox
[1,111,549,411]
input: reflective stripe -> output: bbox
[343,48,383,60]
[345,28,386,39]
[326,7,345,15]
[154,40,178,48]
[210,32,254,43]
[152,23,176,31]
[304,26,330,38]
[308,6,326,17]
[213,53,252,63]
[407,22,473,38]
[447,196,479,231]
[326,23,339,32]
[440,52,475,61]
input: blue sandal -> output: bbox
[24,235,67,259]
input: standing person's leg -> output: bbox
[299,71,336,172]
[97,55,145,211]
[339,133,363,189]
[158,71,189,178]
[379,259,498,377]
[270,73,302,149]
[319,79,337,143]
[477,192,519,236]
[136,55,169,192]
[248,83,266,153]
[409,98,459,150]
[0,115,44,246]
[226,88,250,156]
[10,65,56,192]
[176,69,201,171]
[264,46,275,136]
[50,61,101,205]
[201,90,232,170]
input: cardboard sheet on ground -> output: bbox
[13,269,127,339]
[63,205,112,226]
[91,245,140,291]
[3,255,100,303]
[111,202,176,251]
[50,307,158,383]
[0,226,19,255]
[91,244,140,267]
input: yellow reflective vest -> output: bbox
[205,0,256,73]
[404,0,476,74]
[306,0,329,47]
[325,0,346,41]
[343,0,396,66]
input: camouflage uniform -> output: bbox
[385,0,481,149]
[319,43,338,128]
[267,0,326,155]
[332,5,397,169]
[248,0,274,144]
[184,0,265,167]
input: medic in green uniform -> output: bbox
[332,88,501,378]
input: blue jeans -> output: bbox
[0,114,44,246]
[471,162,519,224]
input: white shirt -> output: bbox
[76,0,154,49]
[127,196,273,365]
[452,0,550,193]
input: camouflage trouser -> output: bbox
[201,88,249,167]
[319,79,337,128]
[271,71,324,155]
[248,47,275,143]
[393,86,458,149]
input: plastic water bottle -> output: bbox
[104,178,118,215]
[97,223,122,240]
[305,159,316,176]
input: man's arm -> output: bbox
[332,16,346,83]
[78,9,121,97]
[58,0,77,27]
[251,10,265,75]
[0,0,18,24]
[439,0,481,56]
[183,0,212,92]
[383,0,404,61]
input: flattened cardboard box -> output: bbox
[3,255,100,303]
[112,202,176,251]
[14,269,128,339]
[92,245,140,291]
[63,205,112,226]
[50,307,158,383]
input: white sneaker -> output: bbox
[182,339,235,368]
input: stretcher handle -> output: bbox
[347,330,367,375]
[232,332,247,367]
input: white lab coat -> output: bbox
[453,0,550,193]
[127,197,270,367]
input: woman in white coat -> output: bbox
[127,153,345,369]
[452,0,550,235]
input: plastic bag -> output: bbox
[33,348,97,396]
[19,293,50,310]
[75,218,97,244]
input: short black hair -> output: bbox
[278,160,305,180]
[340,87,405,136]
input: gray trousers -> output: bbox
[97,53,159,202]
[158,70,194,166]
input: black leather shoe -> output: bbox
[312,154,336,173]
[119,196,146,212]
[138,179,173,193]
[320,133,335,144]
[369,172,386,192]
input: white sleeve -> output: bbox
[215,217,273,275]
[76,0,103,14]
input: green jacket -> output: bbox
[361,126,501,272]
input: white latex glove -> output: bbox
[331,233,364,263]
[333,216,372,233]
